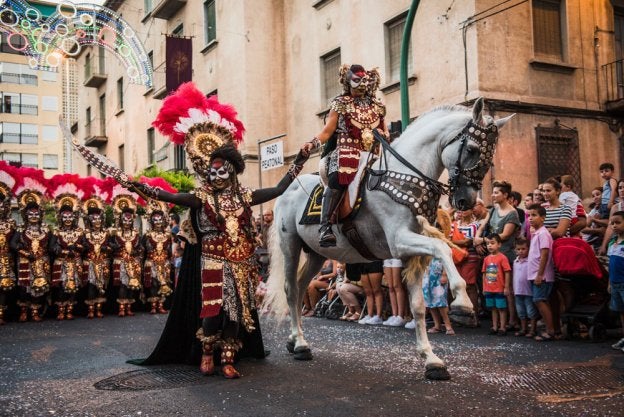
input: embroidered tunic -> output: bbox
[143,230,173,297]
[13,226,51,297]
[83,229,113,296]
[192,185,258,332]
[0,219,16,291]
[112,229,143,290]
[51,228,85,294]
[330,95,386,185]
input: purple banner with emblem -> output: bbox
[166,36,192,93]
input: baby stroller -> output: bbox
[553,238,611,341]
[313,277,345,320]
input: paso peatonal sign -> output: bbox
[260,141,284,171]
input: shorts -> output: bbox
[383,259,403,268]
[359,260,383,275]
[610,282,624,312]
[484,292,507,309]
[531,281,554,302]
[515,295,538,320]
[456,255,480,285]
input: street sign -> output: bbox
[260,141,284,171]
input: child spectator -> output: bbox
[422,258,455,335]
[559,175,580,218]
[337,263,365,322]
[607,211,624,353]
[482,234,511,335]
[451,208,481,325]
[599,162,619,219]
[526,204,556,341]
[382,259,407,327]
[512,238,538,338]
[173,246,183,288]
[582,187,607,252]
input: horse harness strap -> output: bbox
[367,170,440,224]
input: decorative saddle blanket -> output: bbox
[299,182,364,225]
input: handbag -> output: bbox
[451,222,469,264]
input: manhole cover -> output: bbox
[482,366,624,395]
[94,368,210,391]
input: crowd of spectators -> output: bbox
[297,162,624,351]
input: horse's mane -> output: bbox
[394,104,471,146]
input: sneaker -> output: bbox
[358,314,372,324]
[612,338,624,350]
[390,316,407,327]
[366,315,383,325]
[404,319,416,329]
[382,315,396,326]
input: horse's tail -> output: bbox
[262,222,291,320]
[403,214,459,284]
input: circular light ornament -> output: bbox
[80,13,93,26]
[0,8,19,27]
[46,52,62,68]
[55,23,69,36]
[57,2,77,19]
[7,32,27,51]
[25,8,41,22]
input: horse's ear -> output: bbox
[495,113,515,129]
[472,97,484,123]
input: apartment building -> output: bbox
[72,0,623,199]
[0,1,72,175]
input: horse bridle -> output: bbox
[372,119,499,197]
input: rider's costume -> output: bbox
[0,164,17,325]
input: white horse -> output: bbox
[263,99,513,380]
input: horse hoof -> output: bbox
[425,366,451,381]
[286,340,295,354]
[293,347,313,361]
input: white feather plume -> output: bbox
[14,178,47,196]
[0,169,16,190]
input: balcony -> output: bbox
[603,59,624,115]
[151,61,168,99]
[0,133,38,144]
[84,60,107,88]
[84,118,108,147]
[152,0,186,19]
[1,103,38,115]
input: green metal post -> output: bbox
[400,0,420,132]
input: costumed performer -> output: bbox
[129,82,310,379]
[0,163,17,325]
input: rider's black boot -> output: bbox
[319,187,343,247]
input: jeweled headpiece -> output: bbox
[152,82,246,178]
[49,174,84,214]
[0,162,17,205]
[111,184,138,215]
[82,195,106,216]
[339,64,381,96]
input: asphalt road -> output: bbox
[0,313,623,417]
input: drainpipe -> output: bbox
[400,0,420,132]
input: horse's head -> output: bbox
[441,98,514,211]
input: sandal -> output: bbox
[347,312,361,322]
[525,332,536,338]
[445,328,455,335]
[339,312,353,321]
[497,329,507,336]
[488,328,498,335]
[514,330,526,337]
[427,327,442,334]
[534,332,554,342]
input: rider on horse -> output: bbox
[302,64,390,247]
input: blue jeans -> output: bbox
[515,295,538,320]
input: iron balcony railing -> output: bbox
[0,133,38,144]
[0,103,37,115]
[0,72,37,85]
[603,59,624,103]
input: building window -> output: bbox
[536,126,582,195]
[42,125,58,142]
[172,24,184,36]
[119,144,125,171]
[0,123,38,144]
[99,94,106,136]
[42,96,58,112]
[147,127,155,165]
[117,77,124,111]
[174,144,187,171]
[204,0,216,44]
[321,49,341,106]
[385,13,413,83]
[144,0,153,15]
[43,154,59,170]
[148,50,154,69]
[0,62,37,85]
[21,94,38,115]
[532,0,564,59]
[207,89,217,98]
[1,153,38,168]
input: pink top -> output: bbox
[513,257,532,296]
[527,226,555,282]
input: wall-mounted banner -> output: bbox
[166,35,192,94]
[260,141,284,171]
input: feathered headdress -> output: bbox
[13,166,48,212]
[0,161,17,203]
[111,184,139,215]
[339,64,381,96]
[49,173,84,213]
[152,82,245,176]
[93,177,117,204]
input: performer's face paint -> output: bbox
[61,210,74,227]
[209,159,233,191]
[349,70,369,96]
[151,213,164,230]
[0,194,9,219]
[121,212,134,229]
[89,213,103,230]
[26,208,41,225]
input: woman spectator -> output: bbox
[357,261,385,325]
[337,263,365,321]
[475,181,521,330]
[382,259,407,327]
[600,179,624,255]
[540,177,574,339]
[582,187,607,252]
[302,259,336,317]
[451,208,481,325]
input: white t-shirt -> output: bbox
[559,191,579,219]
